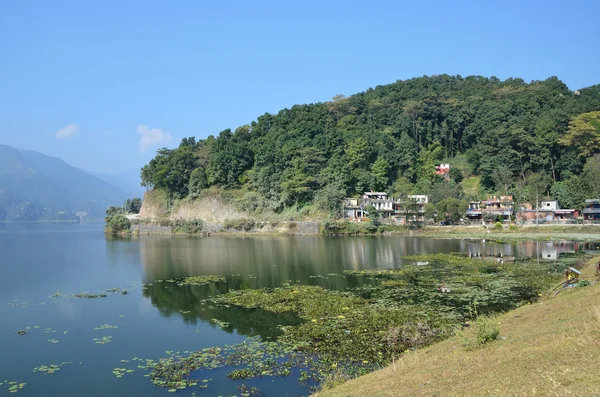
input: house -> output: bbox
[363,192,394,218]
[342,192,394,221]
[466,196,514,222]
[516,200,577,223]
[435,164,450,180]
[342,198,365,220]
[583,199,600,221]
[393,195,428,224]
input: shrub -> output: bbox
[105,215,131,234]
[223,218,256,231]
[171,220,204,234]
[472,315,500,346]
[508,223,518,231]
[494,221,503,230]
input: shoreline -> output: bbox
[111,219,600,242]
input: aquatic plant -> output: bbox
[176,275,226,286]
[93,336,113,344]
[94,324,118,330]
[33,362,71,375]
[0,381,26,394]
[239,384,260,396]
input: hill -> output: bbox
[138,75,600,220]
[315,257,600,397]
[85,168,146,198]
[0,144,129,221]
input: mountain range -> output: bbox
[0,144,143,221]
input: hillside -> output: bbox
[0,144,129,220]
[138,75,600,221]
[315,257,600,397]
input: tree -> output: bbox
[491,166,513,196]
[449,167,463,183]
[559,111,600,157]
[436,198,468,223]
[371,156,391,191]
[424,203,437,221]
[124,198,142,214]
[188,168,208,198]
[314,183,346,218]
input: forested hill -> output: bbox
[0,145,129,221]
[141,75,600,217]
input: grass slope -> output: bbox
[316,257,600,397]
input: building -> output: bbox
[583,199,600,221]
[342,198,365,220]
[393,195,428,224]
[435,164,450,180]
[342,192,394,221]
[362,192,394,218]
[516,201,577,223]
[466,196,514,222]
[342,193,428,223]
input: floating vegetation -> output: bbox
[33,362,71,375]
[7,299,28,308]
[16,329,28,336]
[112,367,135,378]
[208,285,454,366]
[44,328,56,333]
[75,292,108,299]
[47,339,60,344]
[48,286,134,301]
[239,384,260,396]
[211,319,231,330]
[0,381,26,394]
[174,275,226,287]
[136,336,371,392]
[94,324,118,330]
[93,336,113,344]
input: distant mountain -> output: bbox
[0,144,129,221]
[85,168,146,198]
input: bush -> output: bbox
[171,220,203,234]
[494,221,503,230]
[508,223,518,231]
[223,218,256,231]
[105,215,131,234]
[474,315,500,345]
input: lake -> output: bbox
[0,223,593,396]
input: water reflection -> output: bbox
[141,282,302,339]
[132,236,595,338]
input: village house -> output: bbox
[342,192,428,223]
[583,199,600,221]
[516,200,577,223]
[466,196,514,222]
[342,192,394,221]
[435,164,450,180]
[393,195,428,225]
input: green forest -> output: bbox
[140,75,600,218]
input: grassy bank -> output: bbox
[417,224,600,243]
[315,257,600,397]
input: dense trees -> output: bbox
[140,75,600,215]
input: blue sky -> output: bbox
[1,0,599,174]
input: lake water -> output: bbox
[0,223,593,396]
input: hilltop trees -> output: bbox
[138,75,600,214]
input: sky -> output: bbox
[1,0,599,174]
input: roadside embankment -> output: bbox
[314,257,600,397]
